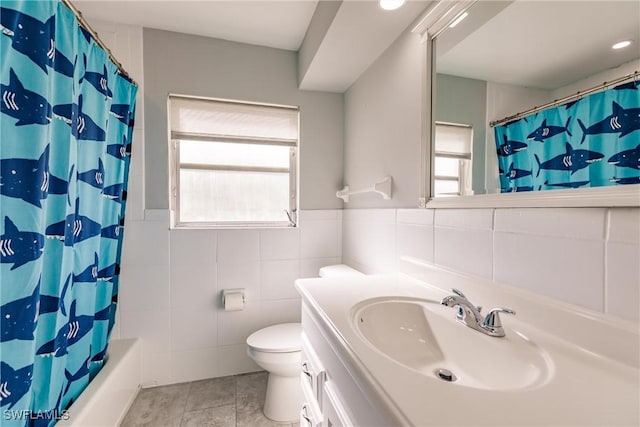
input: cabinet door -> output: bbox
[301,372,323,427]
[322,381,354,427]
[301,333,327,404]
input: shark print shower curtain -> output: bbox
[0,1,137,425]
[494,79,640,192]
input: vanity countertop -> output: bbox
[295,267,640,426]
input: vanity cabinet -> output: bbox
[299,302,399,427]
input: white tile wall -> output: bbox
[118,211,342,385]
[343,207,640,324]
[342,209,397,274]
[606,208,640,322]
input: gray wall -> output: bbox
[435,73,487,194]
[343,30,424,208]
[143,28,344,210]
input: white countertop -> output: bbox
[295,267,640,426]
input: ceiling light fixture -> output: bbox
[449,12,469,28]
[379,0,406,11]
[612,40,632,50]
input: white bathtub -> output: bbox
[57,338,142,427]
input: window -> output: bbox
[169,95,299,227]
[433,122,473,197]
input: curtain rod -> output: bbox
[490,70,639,128]
[60,0,137,85]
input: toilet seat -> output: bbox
[247,323,301,353]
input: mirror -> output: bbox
[430,1,640,198]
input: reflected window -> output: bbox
[434,122,473,197]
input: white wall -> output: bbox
[93,20,344,386]
[551,58,640,100]
[342,207,639,323]
[343,29,424,208]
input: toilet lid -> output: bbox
[247,323,302,353]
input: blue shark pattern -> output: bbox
[98,262,119,282]
[45,199,102,246]
[53,95,106,141]
[611,176,640,185]
[0,8,74,77]
[101,223,120,240]
[2,1,138,420]
[494,82,639,193]
[544,180,590,189]
[39,275,70,317]
[527,117,572,142]
[109,104,134,126]
[1,217,45,270]
[608,144,640,170]
[77,159,105,189]
[28,390,65,427]
[535,143,604,177]
[1,68,52,126]
[613,80,639,91]
[36,301,94,358]
[578,102,640,143]
[1,283,39,342]
[73,253,98,283]
[91,347,108,365]
[106,136,132,160]
[505,163,532,180]
[82,57,113,98]
[0,362,33,409]
[103,183,124,203]
[0,145,68,207]
[563,99,581,110]
[63,355,90,395]
[496,135,527,157]
[508,186,534,192]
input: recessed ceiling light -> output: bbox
[612,40,632,50]
[379,0,406,11]
[449,12,469,28]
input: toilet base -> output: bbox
[263,373,302,422]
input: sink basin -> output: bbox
[351,297,553,391]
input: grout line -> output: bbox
[492,208,497,281]
[602,208,611,314]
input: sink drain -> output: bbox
[435,368,457,382]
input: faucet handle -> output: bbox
[482,307,516,329]
[451,288,466,298]
[451,289,481,313]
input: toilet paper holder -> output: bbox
[221,288,245,311]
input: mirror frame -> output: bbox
[413,0,640,209]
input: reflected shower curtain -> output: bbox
[0,1,137,425]
[493,79,640,192]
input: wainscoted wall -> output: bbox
[343,208,639,323]
[117,210,341,386]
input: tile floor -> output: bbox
[121,371,300,427]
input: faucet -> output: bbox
[440,288,515,337]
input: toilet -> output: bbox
[246,264,363,422]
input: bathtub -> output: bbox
[57,339,142,427]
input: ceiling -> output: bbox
[75,0,432,92]
[437,1,640,90]
[75,0,319,51]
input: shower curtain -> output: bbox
[493,79,640,192]
[0,1,137,425]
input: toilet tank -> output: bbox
[318,264,364,278]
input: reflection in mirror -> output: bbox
[431,1,640,197]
